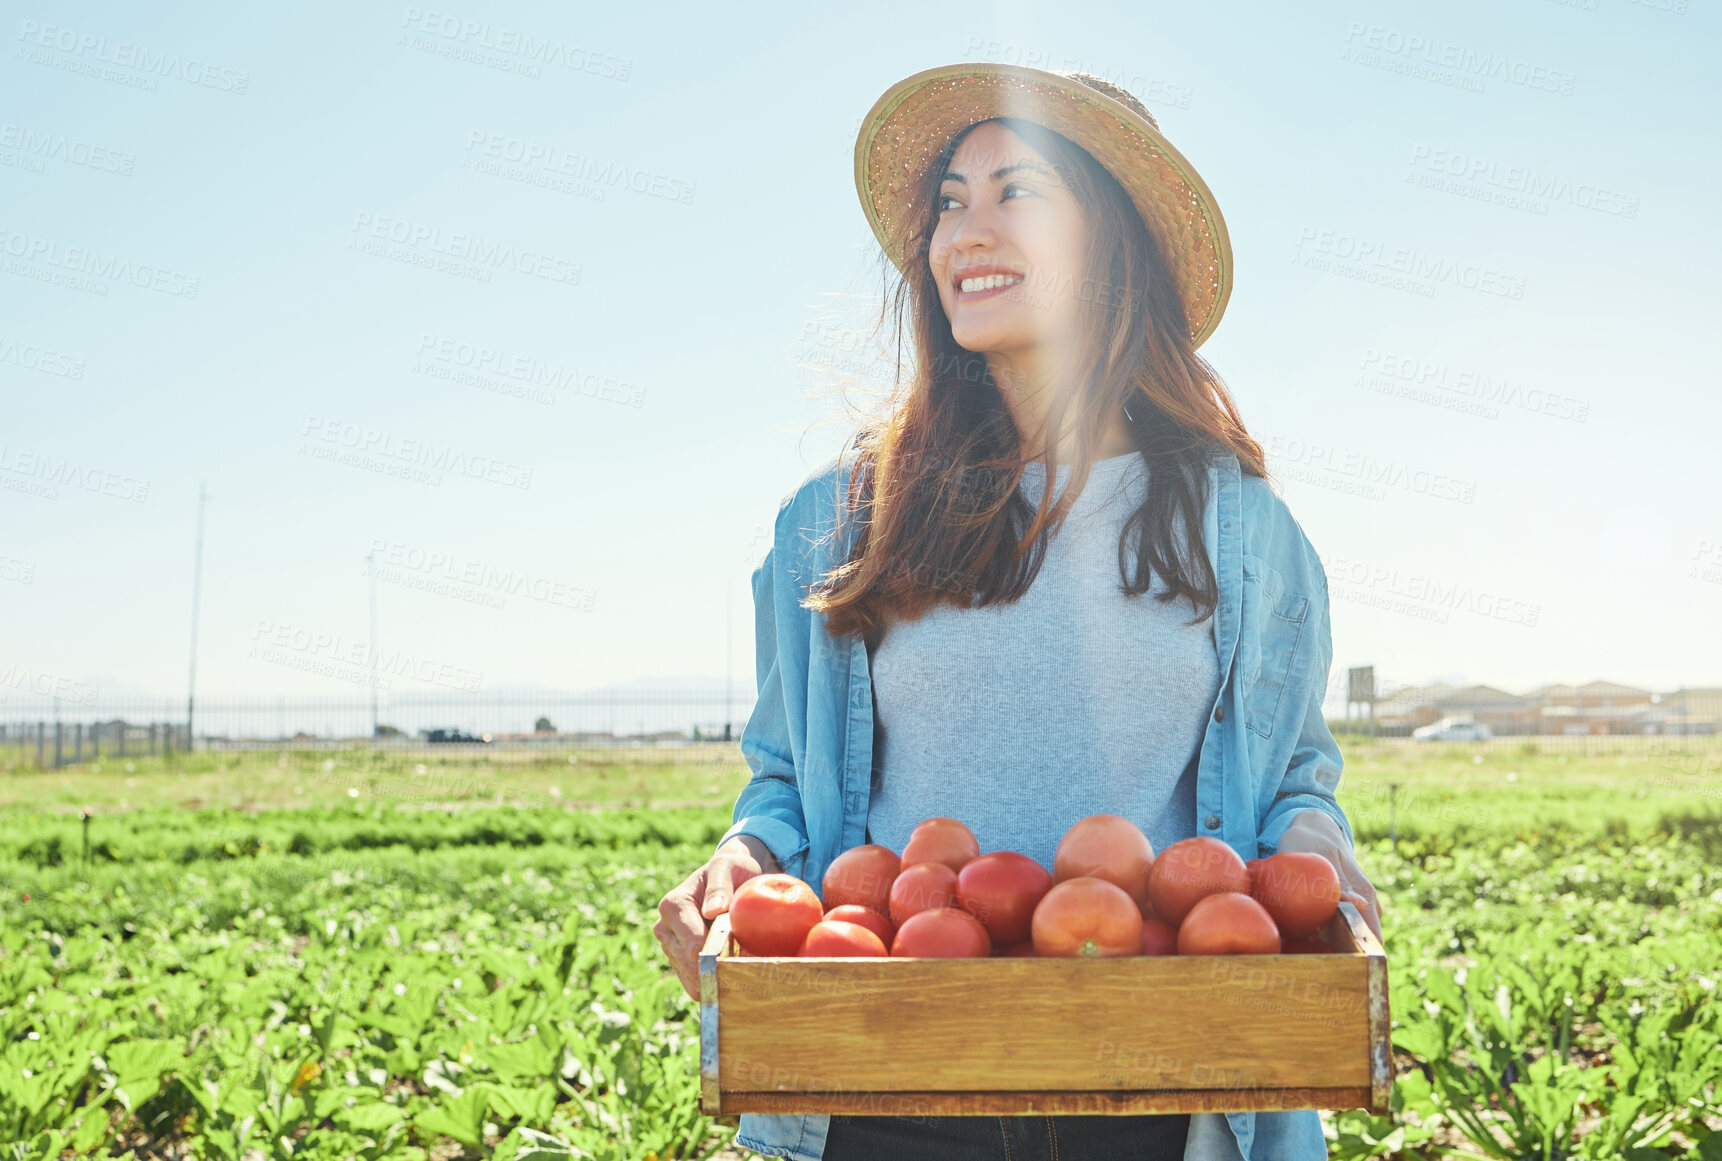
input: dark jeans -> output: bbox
[822,1112,1191,1161]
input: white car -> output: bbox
[1412,717,1494,742]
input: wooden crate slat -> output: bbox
[723,1085,1376,1116]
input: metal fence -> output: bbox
[1,689,757,768]
[7,691,1720,772]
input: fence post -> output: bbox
[54,722,63,768]
[118,724,126,759]
[75,722,84,763]
[149,723,157,756]
[37,722,46,769]
[92,722,100,761]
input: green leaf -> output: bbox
[70,1110,110,1154]
[337,1100,406,1133]
[105,1039,184,1110]
[507,1126,593,1160]
[482,1036,557,1080]
[413,1086,489,1148]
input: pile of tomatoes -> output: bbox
[726,814,1343,959]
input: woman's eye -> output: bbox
[1001,183,1032,201]
[937,193,961,211]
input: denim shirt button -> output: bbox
[1213,704,1225,722]
[1204,814,1221,830]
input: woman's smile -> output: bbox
[952,264,1028,302]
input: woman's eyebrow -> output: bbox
[940,159,1053,185]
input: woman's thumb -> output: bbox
[702,865,735,919]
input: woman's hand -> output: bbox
[1274,809,1383,941]
[654,834,782,1000]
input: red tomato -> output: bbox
[729,873,826,957]
[1147,837,1251,926]
[956,851,1053,947]
[1139,918,1179,957]
[890,908,992,957]
[1030,877,1143,958]
[900,817,980,874]
[1053,814,1155,915]
[1247,852,1342,935]
[1281,932,1331,955]
[888,861,959,927]
[996,941,1039,957]
[822,844,900,914]
[798,919,888,957]
[822,903,895,947]
[1176,892,1281,956]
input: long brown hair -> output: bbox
[806,115,1267,645]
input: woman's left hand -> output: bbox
[1274,809,1382,941]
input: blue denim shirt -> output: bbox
[719,444,1352,1161]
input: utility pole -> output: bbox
[724,581,733,741]
[186,482,209,751]
[367,548,379,741]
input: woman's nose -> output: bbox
[949,201,999,251]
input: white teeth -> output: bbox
[960,273,1022,292]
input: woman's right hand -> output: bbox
[654,834,782,1000]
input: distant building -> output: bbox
[1526,681,1654,735]
[1373,684,1533,735]
[1635,687,1722,736]
[1369,679,1716,736]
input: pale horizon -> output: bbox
[6,1,1719,719]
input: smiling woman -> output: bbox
[653,62,1376,1161]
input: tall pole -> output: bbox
[187,482,209,750]
[724,581,733,741]
[367,548,379,741]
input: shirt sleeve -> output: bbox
[1254,562,1356,856]
[719,543,812,881]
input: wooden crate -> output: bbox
[699,902,1388,1117]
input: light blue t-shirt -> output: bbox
[865,450,1220,869]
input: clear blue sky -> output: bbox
[4,0,1718,713]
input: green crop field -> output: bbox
[2,738,1720,1159]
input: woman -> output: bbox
[655,63,1382,1161]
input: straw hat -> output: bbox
[853,62,1233,349]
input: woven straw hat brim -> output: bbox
[854,62,1233,349]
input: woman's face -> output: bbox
[928,121,1090,359]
